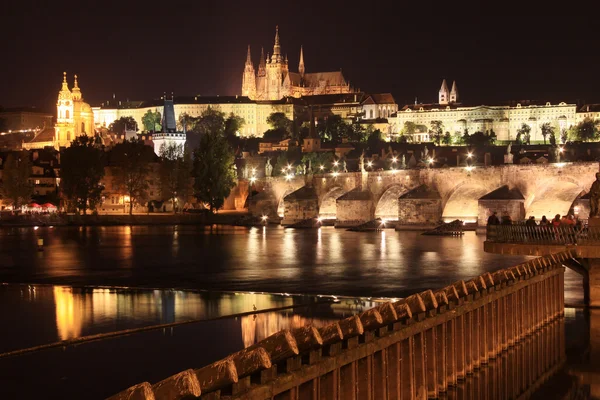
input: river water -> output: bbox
[0,225,589,399]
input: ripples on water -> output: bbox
[2,225,582,300]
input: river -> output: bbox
[0,225,588,399]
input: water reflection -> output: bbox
[2,284,380,353]
[0,226,549,300]
[54,286,83,340]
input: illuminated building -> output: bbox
[24,72,95,150]
[393,79,578,142]
[242,26,355,101]
[0,107,53,133]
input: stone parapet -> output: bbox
[108,251,572,400]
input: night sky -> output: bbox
[1,2,597,112]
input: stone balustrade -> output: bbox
[107,251,572,400]
[486,224,600,246]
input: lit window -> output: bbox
[35,180,40,185]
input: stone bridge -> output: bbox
[236,162,598,227]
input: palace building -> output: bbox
[241,26,355,101]
[24,72,95,150]
[393,79,578,142]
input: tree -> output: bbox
[561,128,570,144]
[111,139,155,215]
[574,118,600,142]
[516,123,531,145]
[142,110,161,132]
[366,128,385,152]
[430,120,444,145]
[267,112,293,133]
[452,131,465,145]
[442,132,452,145]
[301,152,334,172]
[158,143,192,213]
[1,151,32,209]
[224,113,245,137]
[401,121,416,136]
[549,131,557,146]
[109,116,137,134]
[60,136,105,215]
[317,115,352,144]
[191,108,226,136]
[464,131,495,147]
[273,153,289,177]
[193,131,237,212]
[540,122,555,145]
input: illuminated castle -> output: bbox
[242,26,355,100]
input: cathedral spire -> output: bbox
[299,45,305,77]
[271,25,281,62]
[258,47,266,76]
[245,45,252,65]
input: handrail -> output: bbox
[486,224,600,245]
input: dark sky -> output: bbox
[1,2,597,112]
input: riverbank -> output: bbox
[0,212,248,227]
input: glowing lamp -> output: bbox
[261,215,268,221]
[467,153,473,158]
[367,161,373,167]
[333,161,339,166]
[319,165,324,170]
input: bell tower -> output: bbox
[55,72,74,147]
[439,79,449,105]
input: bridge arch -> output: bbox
[526,177,585,219]
[375,184,408,220]
[277,188,296,217]
[319,187,346,219]
[442,182,490,223]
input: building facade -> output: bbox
[241,27,355,101]
[0,108,53,133]
[24,73,95,150]
[393,80,578,142]
[93,96,296,138]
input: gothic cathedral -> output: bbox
[55,72,95,148]
[242,27,355,101]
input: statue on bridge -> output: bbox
[589,172,600,217]
[265,158,273,177]
[342,159,348,173]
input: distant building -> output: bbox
[242,26,355,101]
[0,107,53,132]
[152,99,186,157]
[393,79,578,142]
[24,72,95,150]
[93,95,296,138]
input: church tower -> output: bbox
[55,72,74,147]
[449,80,458,103]
[266,26,288,100]
[439,79,449,105]
[241,45,256,99]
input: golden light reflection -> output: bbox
[54,286,83,340]
[241,312,335,348]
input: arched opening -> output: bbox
[65,110,70,119]
[66,131,71,141]
[81,122,85,133]
[375,185,407,220]
[443,184,489,223]
[277,189,295,218]
[527,180,584,220]
[319,187,346,219]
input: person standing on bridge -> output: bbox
[589,172,600,217]
[487,211,500,225]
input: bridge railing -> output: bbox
[486,224,600,245]
[107,251,572,400]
